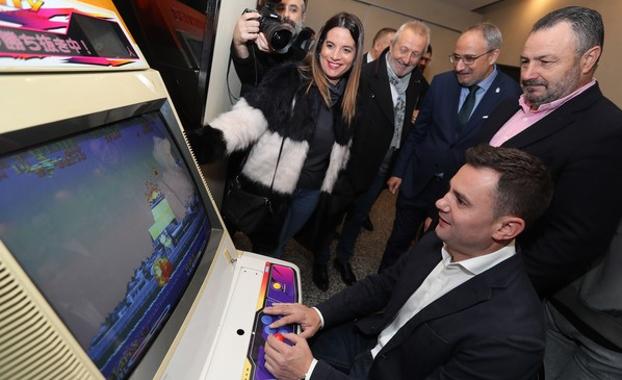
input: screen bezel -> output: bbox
[0,98,226,379]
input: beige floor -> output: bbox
[232,189,398,306]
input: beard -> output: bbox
[521,63,582,108]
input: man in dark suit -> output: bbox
[476,7,622,378]
[262,145,553,380]
[380,23,521,271]
[312,21,430,290]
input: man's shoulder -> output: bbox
[492,70,521,92]
[430,70,458,85]
[410,231,444,259]
[408,67,429,88]
[360,56,384,79]
[550,83,622,124]
[583,86,622,118]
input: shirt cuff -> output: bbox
[312,307,325,329]
[305,358,319,380]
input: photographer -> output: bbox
[232,0,313,95]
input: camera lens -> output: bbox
[258,5,297,53]
[270,29,293,51]
[262,21,295,52]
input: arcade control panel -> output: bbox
[242,262,299,380]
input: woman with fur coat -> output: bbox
[190,12,364,256]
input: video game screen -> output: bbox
[0,112,211,379]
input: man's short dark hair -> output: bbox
[532,6,604,56]
[372,27,397,45]
[465,145,553,226]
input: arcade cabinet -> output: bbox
[0,1,300,379]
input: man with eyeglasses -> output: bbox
[379,23,520,271]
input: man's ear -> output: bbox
[492,216,525,241]
[581,45,601,74]
[488,48,500,65]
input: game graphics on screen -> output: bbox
[0,112,211,379]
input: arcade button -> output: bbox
[273,332,293,346]
[272,282,282,290]
[263,325,277,335]
[261,315,274,325]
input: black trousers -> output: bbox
[379,199,427,272]
[310,320,377,379]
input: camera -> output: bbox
[246,1,297,53]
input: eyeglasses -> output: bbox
[449,49,494,65]
[396,46,423,60]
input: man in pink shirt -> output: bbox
[476,6,622,378]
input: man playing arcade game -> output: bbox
[261,145,553,380]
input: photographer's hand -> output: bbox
[255,32,272,53]
[232,11,261,59]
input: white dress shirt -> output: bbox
[306,242,516,378]
[370,242,516,357]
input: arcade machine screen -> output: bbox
[0,112,211,379]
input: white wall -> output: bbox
[203,0,256,123]
[202,0,256,203]
[480,0,622,107]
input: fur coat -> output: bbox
[190,63,353,242]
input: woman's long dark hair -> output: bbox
[301,12,364,125]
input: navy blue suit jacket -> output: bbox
[392,69,520,205]
[313,232,544,380]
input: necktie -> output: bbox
[457,85,479,126]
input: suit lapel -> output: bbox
[458,74,505,141]
[402,69,425,130]
[439,78,463,142]
[378,254,521,356]
[380,276,492,354]
[503,84,603,148]
[476,100,519,143]
[478,83,603,148]
[382,234,444,320]
[368,55,395,126]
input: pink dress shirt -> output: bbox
[490,80,596,147]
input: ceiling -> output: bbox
[439,0,504,12]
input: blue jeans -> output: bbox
[316,172,387,266]
[544,301,622,379]
[272,188,321,258]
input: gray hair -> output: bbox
[464,22,503,50]
[392,20,431,50]
[532,6,604,57]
